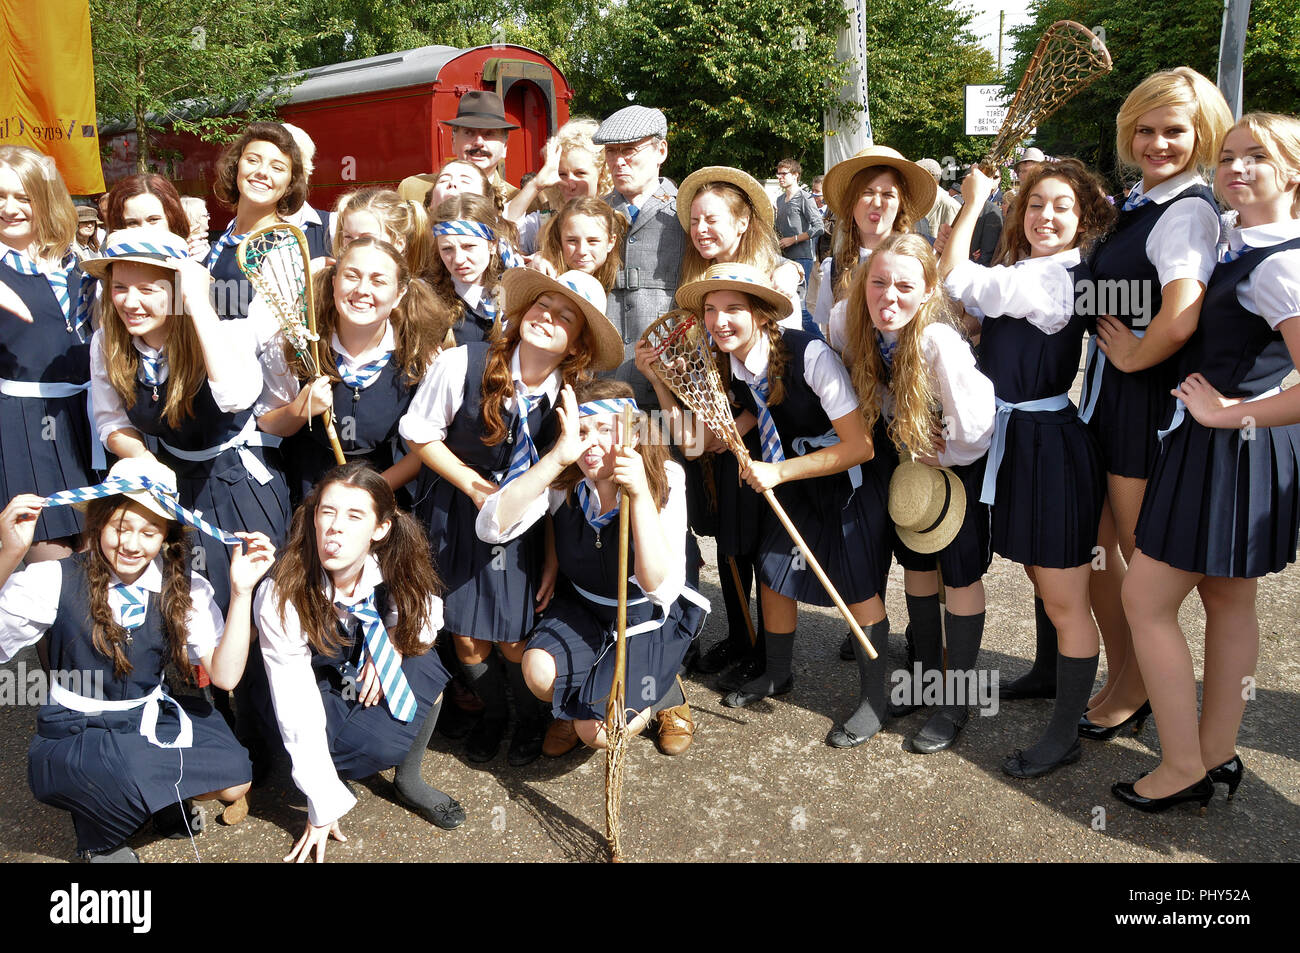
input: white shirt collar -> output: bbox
[331,323,395,368]
[509,345,562,402]
[326,555,384,609]
[454,278,487,309]
[857,246,873,262]
[110,556,164,593]
[285,203,323,228]
[728,331,771,385]
[1021,247,1082,268]
[131,338,166,361]
[1130,170,1205,207]
[1233,215,1300,252]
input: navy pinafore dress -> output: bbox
[1136,238,1300,577]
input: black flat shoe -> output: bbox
[153,799,203,839]
[396,789,467,830]
[717,656,765,693]
[695,640,741,675]
[1208,755,1244,800]
[465,716,507,763]
[435,702,480,741]
[1111,775,1213,814]
[911,708,969,754]
[721,676,793,709]
[888,700,924,718]
[1002,741,1082,778]
[1078,701,1151,741]
[826,722,876,748]
[838,633,855,661]
[507,716,547,767]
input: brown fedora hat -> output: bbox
[441,90,519,131]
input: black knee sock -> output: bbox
[1023,652,1099,763]
[394,698,455,812]
[843,619,891,739]
[505,658,542,722]
[739,628,795,694]
[460,653,507,719]
[936,610,984,722]
[905,593,943,682]
[722,556,756,651]
[1006,597,1058,694]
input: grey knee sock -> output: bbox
[842,619,891,739]
[460,653,507,719]
[739,629,795,695]
[652,678,685,713]
[1006,597,1058,694]
[1023,652,1098,763]
[394,698,454,812]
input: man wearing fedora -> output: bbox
[399,90,520,206]
[592,105,683,411]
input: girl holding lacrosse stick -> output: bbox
[941,160,1115,776]
[399,268,623,765]
[1075,69,1232,735]
[1114,113,1300,812]
[0,457,274,862]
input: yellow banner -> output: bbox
[1,0,105,194]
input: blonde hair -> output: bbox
[1116,67,1233,178]
[841,233,960,457]
[830,166,912,303]
[335,187,434,275]
[678,182,783,287]
[536,197,626,290]
[0,145,77,262]
[1215,112,1300,217]
[551,117,612,200]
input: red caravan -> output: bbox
[100,44,573,225]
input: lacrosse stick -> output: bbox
[982,21,1113,173]
[642,311,877,659]
[237,223,345,464]
[605,403,634,863]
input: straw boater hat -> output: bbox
[674,261,793,317]
[823,145,938,226]
[80,227,190,279]
[501,268,624,372]
[889,460,966,554]
[675,166,775,231]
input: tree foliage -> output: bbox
[1005,0,1300,189]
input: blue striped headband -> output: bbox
[433,220,496,241]
[578,398,640,418]
[43,476,240,545]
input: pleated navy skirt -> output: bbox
[28,694,252,854]
[316,646,451,779]
[891,459,992,588]
[528,586,708,722]
[1085,355,1177,479]
[422,474,542,643]
[0,392,95,542]
[1136,416,1300,577]
[987,406,1106,569]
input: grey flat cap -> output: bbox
[593,105,667,144]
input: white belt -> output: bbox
[49,681,193,749]
[790,428,863,492]
[980,393,1072,505]
[1078,329,1145,424]
[1159,384,1285,440]
[571,580,663,636]
[159,415,282,485]
[0,377,106,470]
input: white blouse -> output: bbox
[728,332,860,424]
[1226,217,1300,330]
[1126,171,1221,288]
[943,248,1081,335]
[477,460,689,608]
[814,246,871,332]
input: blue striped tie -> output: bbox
[205,222,247,271]
[749,374,786,463]
[336,351,391,390]
[1,247,87,339]
[138,352,165,387]
[1222,244,1253,263]
[113,583,148,630]
[1122,190,1152,212]
[336,592,417,723]
[501,394,541,485]
[576,479,618,531]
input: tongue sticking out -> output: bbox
[323,540,342,557]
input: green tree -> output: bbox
[90,0,337,172]
[1005,0,1300,189]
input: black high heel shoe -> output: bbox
[1111,775,1214,814]
[1078,700,1152,741]
[1208,755,1244,800]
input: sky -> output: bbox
[962,0,1038,70]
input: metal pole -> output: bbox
[1217,0,1252,118]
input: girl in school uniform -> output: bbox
[333,187,436,279]
[256,463,464,862]
[1070,69,1233,734]
[257,237,444,503]
[477,378,709,752]
[530,196,626,290]
[675,263,891,744]
[0,457,274,862]
[0,145,98,561]
[103,174,194,249]
[425,193,514,346]
[504,118,611,256]
[941,160,1116,777]
[834,232,996,753]
[206,121,310,320]
[399,268,624,765]
[1114,113,1300,813]
[814,146,936,336]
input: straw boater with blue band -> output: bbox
[674,260,794,316]
[500,267,626,372]
[79,227,192,281]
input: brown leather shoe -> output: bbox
[220,794,249,826]
[542,718,580,757]
[655,702,695,755]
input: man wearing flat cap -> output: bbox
[593,105,683,410]
[399,90,519,205]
